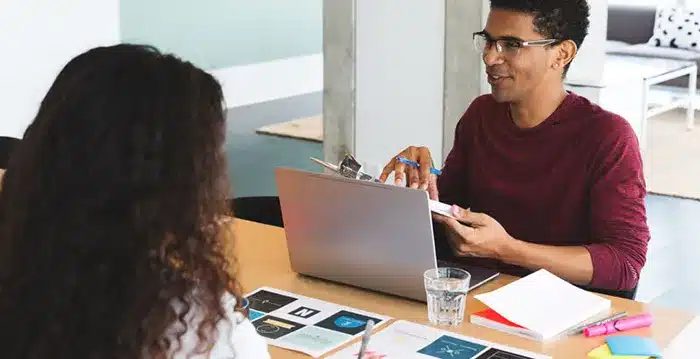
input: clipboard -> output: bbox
[309,156,340,172]
[309,156,380,182]
[309,156,467,223]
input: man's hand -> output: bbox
[435,205,596,286]
[378,146,438,200]
[434,205,511,259]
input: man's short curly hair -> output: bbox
[490,0,590,71]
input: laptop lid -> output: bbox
[275,167,499,301]
[275,167,437,301]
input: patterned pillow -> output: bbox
[648,6,700,52]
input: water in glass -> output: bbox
[424,267,471,326]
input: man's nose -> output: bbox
[482,45,504,66]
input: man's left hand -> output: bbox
[433,205,512,258]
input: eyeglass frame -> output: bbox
[472,31,563,56]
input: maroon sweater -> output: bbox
[437,93,650,291]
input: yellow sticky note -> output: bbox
[588,344,651,359]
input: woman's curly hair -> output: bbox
[0,44,241,358]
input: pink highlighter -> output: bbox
[584,313,653,337]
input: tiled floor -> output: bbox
[226,92,700,314]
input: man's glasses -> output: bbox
[472,32,560,57]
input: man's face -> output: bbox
[480,9,560,103]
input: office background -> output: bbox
[0,0,323,197]
[121,0,324,198]
[0,0,323,134]
[121,0,322,69]
[0,0,699,314]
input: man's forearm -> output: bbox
[496,238,594,286]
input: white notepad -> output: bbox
[429,199,459,220]
[473,269,611,340]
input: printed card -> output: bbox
[244,287,391,358]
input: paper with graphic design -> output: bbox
[244,287,391,358]
[327,320,550,359]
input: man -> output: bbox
[379,0,649,297]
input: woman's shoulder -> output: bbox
[168,292,270,359]
[217,315,270,359]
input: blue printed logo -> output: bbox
[334,316,366,328]
[249,309,264,321]
[316,310,380,335]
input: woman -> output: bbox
[0,44,269,358]
[0,136,20,185]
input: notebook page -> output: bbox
[473,269,611,339]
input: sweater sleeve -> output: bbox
[583,118,650,291]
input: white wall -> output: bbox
[210,53,323,109]
[565,0,608,85]
[0,0,120,138]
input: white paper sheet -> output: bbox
[244,287,392,358]
[327,320,550,359]
[473,270,611,340]
[663,315,699,358]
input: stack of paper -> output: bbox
[471,269,611,341]
[588,336,663,358]
[588,343,651,359]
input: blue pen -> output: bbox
[397,156,441,175]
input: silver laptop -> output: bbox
[274,167,499,302]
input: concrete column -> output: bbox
[322,0,356,167]
[323,0,487,171]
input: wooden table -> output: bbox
[229,219,697,358]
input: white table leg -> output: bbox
[641,79,649,153]
[687,65,697,130]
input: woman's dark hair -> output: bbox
[0,44,239,358]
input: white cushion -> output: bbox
[648,6,700,52]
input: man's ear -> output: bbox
[554,39,578,69]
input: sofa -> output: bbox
[607,4,700,88]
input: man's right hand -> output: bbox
[378,146,439,200]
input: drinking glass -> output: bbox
[424,267,471,326]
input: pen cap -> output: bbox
[614,313,653,331]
